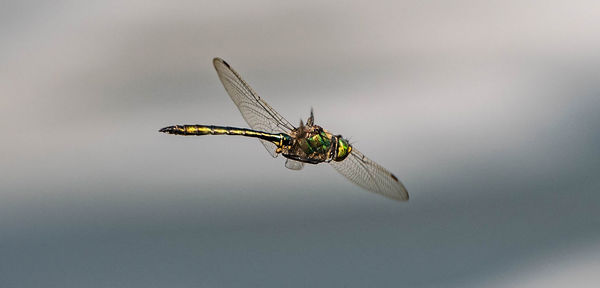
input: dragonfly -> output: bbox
[159,58,408,201]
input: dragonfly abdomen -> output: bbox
[159,125,292,146]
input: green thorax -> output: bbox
[283,124,351,164]
[299,129,332,155]
[282,124,335,163]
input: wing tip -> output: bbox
[397,180,409,201]
[388,173,410,201]
[213,57,230,69]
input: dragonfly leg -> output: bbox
[307,108,314,126]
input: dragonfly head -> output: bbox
[334,136,352,162]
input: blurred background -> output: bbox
[1,1,599,287]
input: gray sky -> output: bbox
[1,1,599,287]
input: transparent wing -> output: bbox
[285,159,305,170]
[330,149,409,201]
[213,58,296,157]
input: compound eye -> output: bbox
[334,137,351,162]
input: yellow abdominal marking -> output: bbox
[160,125,289,151]
[184,126,197,134]
[213,128,228,134]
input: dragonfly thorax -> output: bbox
[280,124,351,164]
